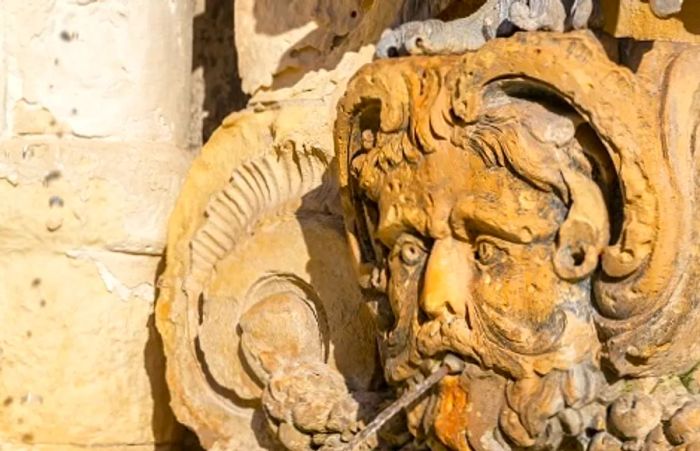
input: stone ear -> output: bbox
[553,218,602,281]
[552,167,610,282]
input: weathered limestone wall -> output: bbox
[0,1,195,449]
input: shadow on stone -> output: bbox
[192,0,249,144]
[145,254,204,450]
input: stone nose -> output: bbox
[420,237,470,320]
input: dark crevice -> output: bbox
[192,0,249,144]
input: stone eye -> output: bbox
[399,240,424,266]
[475,240,501,265]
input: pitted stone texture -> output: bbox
[0,252,179,447]
[0,0,193,449]
[0,139,192,255]
[0,138,192,448]
[1,0,193,145]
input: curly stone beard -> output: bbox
[369,233,605,449]
[352,150,606,447]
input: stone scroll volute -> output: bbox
[335,31,700,449]
[155,104,381,450]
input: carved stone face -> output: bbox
[333,32,700,450]
[352,105,603,388]
[349,107,610,446]
[377,146,567,370]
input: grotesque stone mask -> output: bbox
[335,32,700,448]
[345,93,611,446]
[353,96,609,376]
[157,29,700,451]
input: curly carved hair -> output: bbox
[351,98,593,207]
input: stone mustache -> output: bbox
[334,31,700,449]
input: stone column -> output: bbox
[0,1,194,449]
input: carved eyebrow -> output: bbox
[450,207,528,243]
[374,204,432,248]
[376,219,423,248]
[450,196,558,244]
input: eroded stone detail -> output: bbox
[335,31,700,449]
[159,3,700,449]
[375,0,598,57]
[156,105,380,450]
[650,0,684,18]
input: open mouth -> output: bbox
[373,313,516,449]
[382,314,484,385]
[345,354,467,450]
